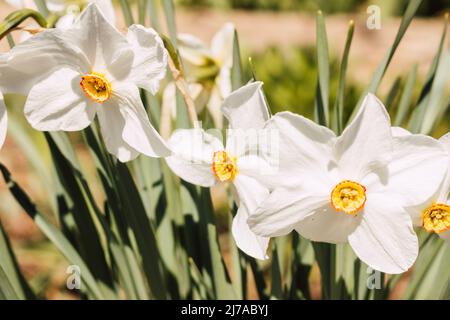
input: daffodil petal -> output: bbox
[55,14,77,30]
[222,81,270,130]
[166,128,224,187]
[69,3,133,77]
[438,133,450,201]
[0,94,7,149]
[93,0,116,26]
[294,205,362,243]
[391,126,411,137]
[0,30,90,95]
[348,193,418,274]
[369,133,448,208]
[232,175,270,260]
[248,187,329,237]
[125,25,168,94]
[107,82,170,158]
[97,102,139,163]
[24,68,96,131]
[46,0,66,12]
[5,0,35,9]
[261,111,336,189]
[334,93,393,180]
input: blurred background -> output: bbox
[0,0,449,299]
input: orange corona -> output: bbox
[422,203,450,234]
[80,71,112,103]
[331,180,367,215]
[212,151,238,182]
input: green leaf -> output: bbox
[0,9,47,39]
[33,0,49,17]
[0,266,20,300]
[408,14,448,134]
[115,162,168,299]
[333,20,354,134]
[270,250,283,299]
[0,218,33,299]
[231,29,244,91]
[394,64,417,126]
[119,0,135,26]
[45,133,116,298]
[404,235,450,299]
[147,0,161,31]
[0,164,105,299]
[315,10,330,127]
[138,0,147,25]
[198,188,236,299]
[162,0,178,47]
[349,0,424,121]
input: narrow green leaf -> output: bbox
[119,0,135,26]
[0,164,105,299]
[315,10,330,127]
[147,0,161,31]
[409,14,448,134]
[198,188,236,299]
[349,0,424,121]
[333,20,354,134]
[385,77,402,111]
[33,0,49,17]
[116,162,168,299]
[0,9,47,39]
[270,243,283,299]
[0,219,33,299]
[162,0,178,47]
[0,266,20,300]
[138,0,147,25]
[231,29,243,90]
[394,64,417,126]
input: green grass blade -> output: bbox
[408,14,448,133]
[45,133,116,297]
[394,64,417,126]
[0,266,20,300]
[231,29,244,91]
[33,0,49,17]
[349,0,423,121]
[333,20,354,134]
[0,164,105,299]
[162,0,178,47]
[119,0,135,26]
[147,0,161,31]
[115,162,168,299]
[0,9,47,39]
[0,219,33,299]
[315,10,330,127]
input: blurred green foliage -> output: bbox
[175,0,450,16]
[243,47,361,120]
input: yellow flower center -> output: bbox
[422,203,450,234]
[80,71,112,103]
[212,151,238,182]
[331,180,367,215]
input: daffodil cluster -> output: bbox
[0,3,448,276]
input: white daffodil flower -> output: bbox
[166,82,273,260]
[177,23,235,129]
[6,0,115,38]
[0,94,7,150]
[0,4,169,162]
[392,127,450,242]
[248,94,449,274]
